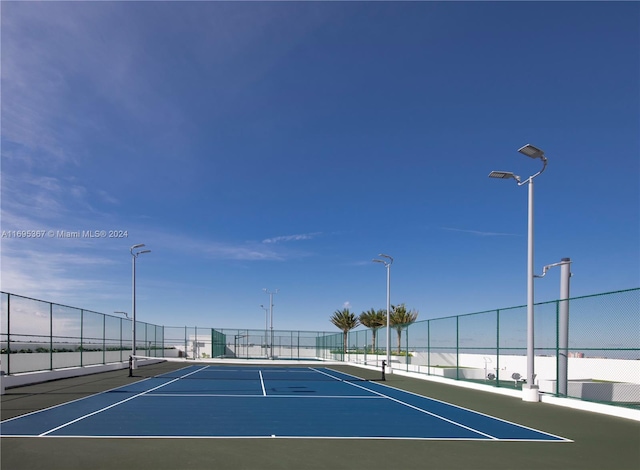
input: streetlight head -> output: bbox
[131,243,145,250]
[379,254,393,263]
[139,250,151,255]
[518,144,545,160]
[489,170,519,181]
[373,259,385,264]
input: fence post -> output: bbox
[49,302,53,371]
[495,309,500,386]
[102,314,106,365]
[427,319,431,375]
[80,309,84,367]
[364,330,368,365]
[405,325,409,372]
[119,318,122,362]
[456,316,460,380]
[6,294,10,375]
[558,258,572,396]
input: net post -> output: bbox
[128,355,133,377]
[381,360,386,381]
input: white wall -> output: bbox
[0,358,163,394]
[1,350,171,375]
[341,352,640,384]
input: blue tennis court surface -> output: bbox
[0,365,571,441]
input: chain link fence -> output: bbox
[2,289,638,408]
[318,288,639,408]
[0,292,164,374]
[161,326,332,360]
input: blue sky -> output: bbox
[1,1,638,334]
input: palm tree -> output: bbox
[389,304,419,354]
[330,308,359,354]
[358,308,386,353]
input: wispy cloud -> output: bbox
[139,230,294,262]
[346,260,376,267]
[439,227,519,237]
[203,242,284,261]
[1,3,190,169]
[1,173,118,230]
[0,245,121,302]
[262,232,321,244]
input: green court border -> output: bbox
[1,362,639,470]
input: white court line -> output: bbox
[0,363,203,426]
[323,367,573,443]
[142,393,383,398]
[259,370,267,396]
[38,366,210,437]
[5,365,571,441]
[0,377,155,425]
[0,434,566,441]
[310,367,498,440]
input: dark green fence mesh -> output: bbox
[2,289,638,408]
[314,288,639,408]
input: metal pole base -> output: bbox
[522,384,540,402]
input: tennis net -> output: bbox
[129,355,384,382]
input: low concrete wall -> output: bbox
[0,358,163,394]
[1,350,172,375]
[342,352,640,403]
[407,352,640,384]
[347,363,640,422]
[538,379,640,403]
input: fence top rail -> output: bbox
[3,287,637,337]
[335,287,640,335]
[166,327,335,335]
[414,287,640,324]
[1,292,113,318]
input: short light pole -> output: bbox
[260,304,269,358]
[535,258,572,396]
[130,244,151,369]
[263,289,278,359]
[489,144,547,402]
[373,254,393,374]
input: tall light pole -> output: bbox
[130,244,151,369]
[260,304,269,358]
[263,289,278,359]
[373,254,393,373]
[489,144,547,402]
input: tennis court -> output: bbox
[0,363,568,441]
[2,361,639,470]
